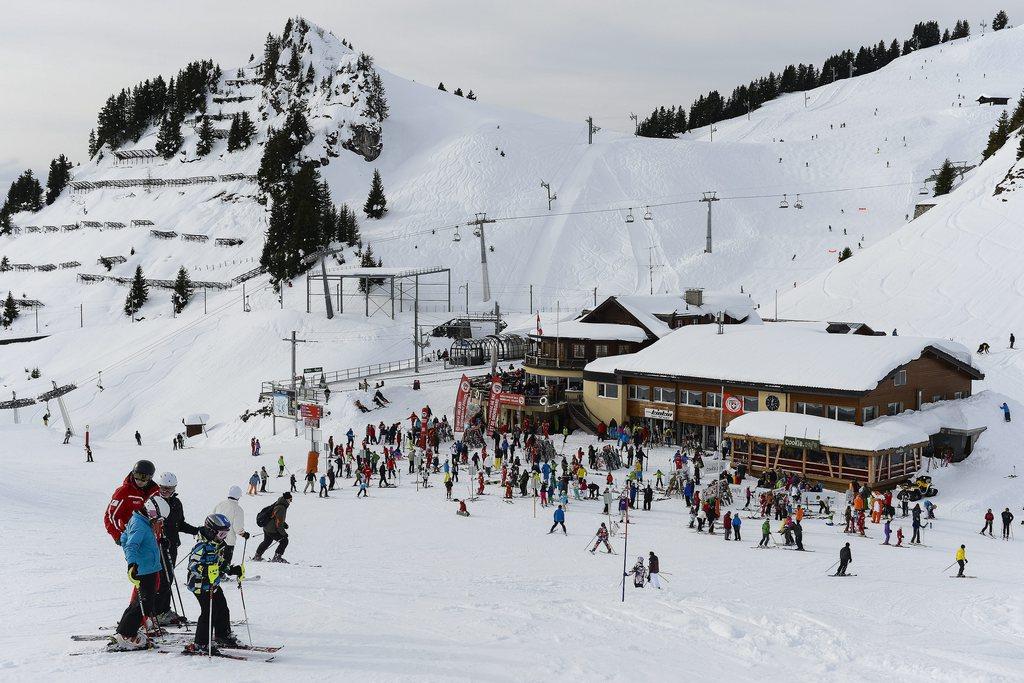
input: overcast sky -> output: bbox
[0,0,1012,191]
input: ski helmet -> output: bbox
[133,460,156,479]
[228,485,242,499]
[204,513,231,539]
[145,496,169,521]
[157,472,178,488]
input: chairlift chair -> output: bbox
[918,184,929,196]
[473,227,482,237]
[625,208,635,224]
[452,226,462,242]
[779,194,790,209]
[794,194,804,209]
[643,206,653,221]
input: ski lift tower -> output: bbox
[700,191,720,253]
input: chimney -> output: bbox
[684,288,704,307]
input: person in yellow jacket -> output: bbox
[955,544,968,577]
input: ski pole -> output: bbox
[237,545,253,648]
[159,546,179,619]
[583,533,597,551]
[825,560,839,575]
[208,587,214,658]
[940,561,956,574]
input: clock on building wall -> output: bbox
[765,395,781,411]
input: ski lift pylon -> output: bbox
[625,208,635,224]
[779,194,790,209]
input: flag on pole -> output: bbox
[723,393,744,415]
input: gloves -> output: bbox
[240,531,251,540]
[225,564,243,578]
[127,563,140,586]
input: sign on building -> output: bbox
[783,435,821,450]
[303,366,323,374]
[644,407,674,420]
[272,390,295,417]
[299,403,322,428]
[498,393,526,406]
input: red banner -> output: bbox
[486,375,502,436]
[723,393,744,416]
[498,392,525,406]
[453,375,470,432]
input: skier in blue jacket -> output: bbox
[549,504,567,534]
[731,513,742,541]
[111,496,168,650]
[183,513,243,655]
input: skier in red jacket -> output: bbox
[104,460,159,544]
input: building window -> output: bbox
[795,402,825,417]
[894,369,907,387]
[706,392,722,409]
[954,391,963,399]
[680,390,703,406]
[594,344,609,358]
[887,401,903,416]
[742,396,758,412]
[827,405,856,422]
[597,383,618,399]
[653,387,675,404]
[567,377,583,391]
[572,344,586,359]
[863,406,877,422]
[628,384,649,401]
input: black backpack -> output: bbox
[256,504,275,527]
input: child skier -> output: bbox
[109,496,169,651]
[183,513,244,655]
[627,556,646,588]
[590,523,613,554]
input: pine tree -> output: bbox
[363,169,387,219]
[286,49,302,82]
[933,159,956,196]
[466,90,476,100]
[88,129,99,158]
[982,111,1012,160]
[437,82,446,91]
[993,10,1009,31]
[838,247,853,262]
[1009,91,1024,131]
[2,291,18,327]
[156,113,184,159]
[171,266,194,313]
[262,34,280,84]
[196,116,214,156]
[357,243,384,291]
[0,255,9,271]
[453,87,464,97]
[339,203,360,245]
[1018,135,1024,161]
[0,211,9,237]
[3,170,44,214]
[227,114,241,151]
[45,155,73,205]
[237,111,257,148]
[364,72,389,121]
[124,265,149,317]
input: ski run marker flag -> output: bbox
[454,375,471,432]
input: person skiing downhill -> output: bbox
[590,523,613,553]
[836,542,852,576]
[758,519,771,547]
[277,455,286,477]
[647,551,661,589]
[981,509,995,536]
[252,493,291,562]
[549,505,567,535]
[955,544,968,577]
[182,513,244,655]
[109,496,169,651]
[212,486,249,564]
[1001,508,1014,539]
[105,460,159,544]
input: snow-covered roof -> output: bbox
[584,323,978,392]
[530,321,648,342]
[725,412,930,452]
[184,413,210,425]
[586,353,636,375]
[609,293,758,338]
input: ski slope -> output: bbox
[2,387,1023,680]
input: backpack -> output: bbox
[256,504,275,528]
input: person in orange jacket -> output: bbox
[853,493,865,515]
[871,496,883,524]
[795,505,804,523]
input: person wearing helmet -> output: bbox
[154,472,198,625]
[212,485,250,564]
[183,514,244,655]
[110,496,168,650]
[104,460,159,544]
[252,493,291,562]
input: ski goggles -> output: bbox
[214,529,229,540]
[133,472,152,485]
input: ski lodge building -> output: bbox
[581,322,983,488]
[518,289,756,427]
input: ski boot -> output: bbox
[251,554,264,562]
[270,554,290,563]
[182,642,221,656]
[156,610,184,627]
[107,631,149,651]
[215,632,245,649]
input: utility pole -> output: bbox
[540,180,556,210]
[586,116,600,144]
[529,284,533,314]
[203,287,207,314]
[980,21,987,35]
[593,287,597,307]
[459,282,469,314]
[700,191,720,254]
[80,303,83,328]
[282,330,310,436]
[746,100,751,120]
[710,125,716,142]
[494,301,502,336]
[831,66,837,82]
[414,279,420,373]
[467,213,495,301]
[629,112,638,135]
[647,246,663,295]
[848,61,854,79]
[804,92,809,108]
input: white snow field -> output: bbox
[2,15,1024,681]
[1,388,1022,681]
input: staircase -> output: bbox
[567,401,598,435]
